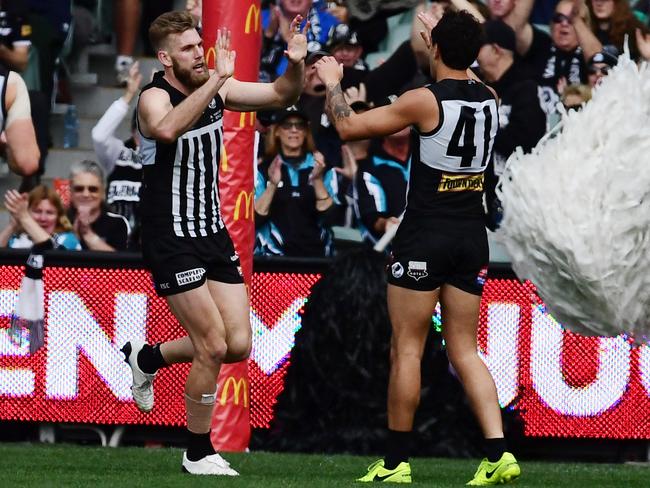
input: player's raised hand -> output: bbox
[284,15,308,64]
[314,56,343,86]
[215,29,236,79]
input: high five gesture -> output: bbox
[215,29,236,80]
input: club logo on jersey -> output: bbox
[407,261,428,281]
[209,99,217,109]
[476,266,488,286]
[175,267,206,286]
[391,262,404,279]
[438,173,484,192]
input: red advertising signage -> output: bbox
[1,265,649,438]
[202,0,262,451]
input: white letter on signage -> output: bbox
[0,289,34,396]
[46,292,147,401]
[250,297,307,374]
[478,303,520,407]
[639,344,650,397]
[531,306,629,416]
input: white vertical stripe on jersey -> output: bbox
[209,128,220,234]
[197,133,208,237]
[215,125,225,230]
[185,137,197,237]
[172,139,184,236]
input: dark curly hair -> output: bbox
[431,10,484,70]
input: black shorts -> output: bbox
[387,219,489,295]
[141,229,244,297]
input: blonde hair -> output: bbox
[28,185,73,233]
[562,84,592,104]
[149,11,197,52]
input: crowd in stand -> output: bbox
[2,0,650,257]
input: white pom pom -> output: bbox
[497,53,650,341]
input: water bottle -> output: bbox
[63,105,79,149]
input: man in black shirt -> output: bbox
[477,21,546,229]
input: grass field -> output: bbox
[0,443,648,487]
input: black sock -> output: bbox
[384,429,412,470]
[186,431,216,461]
[485,437,507,462]
[137,343,167,374]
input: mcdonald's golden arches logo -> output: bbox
[245,4,261,34]
[205,46,217,69]
[220,376,249,407]
[239,111,256,128]
[234,190,254,221]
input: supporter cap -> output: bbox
[273,105,310,124]
[482,20,516,52]
[588,50,618,68]
[326,23,360,50]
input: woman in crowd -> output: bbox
[0,185,80,250]
[254,107,341,257]
[68,160,130,251]
[588,0,649,59]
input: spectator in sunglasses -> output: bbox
[496,0,602,117]
[0,185,80,250]
[254,106,341,257]
[68,160,130,252]
[586,50,618,86]
[588,0,649,60]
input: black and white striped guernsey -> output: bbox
[137,71,225,237]
[406,79,498,223]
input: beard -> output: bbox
[172,57,210,89]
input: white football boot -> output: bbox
[182,452,239,476]
[121,340,156,412]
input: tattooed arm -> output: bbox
[316,56,436,140]
[324,83,352,128]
